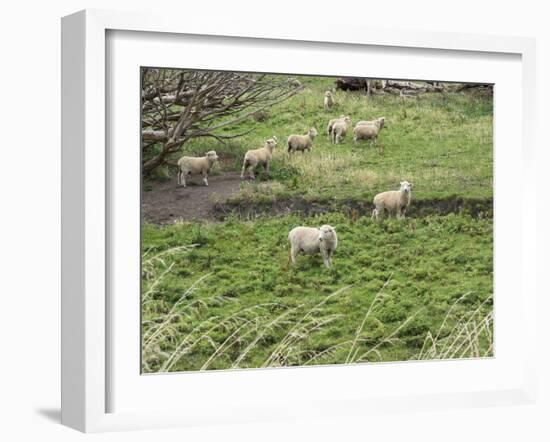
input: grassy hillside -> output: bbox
[174,76,493,205]
[142,213,493,373]
[141,75,493,373]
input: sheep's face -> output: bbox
[266,138,277,150]
[206,151,219,162]
[309,128,318,139]
[319,225,336,241]
[343,116,352,125]
[325,91,333,98]
[378,117,386,130]
[400,181,412,193]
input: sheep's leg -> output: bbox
[371,208,379,221]
[202,172,209,186]
[177,170,181,186]
[264,162,270,174]
[249,165,255,180]
[181,174,186,188]
[375,137,383,155]
[240,160,248,180]
[325,250,332,268]
[289,246,298,265]
[321,248,331,268]
[374,136,383,155]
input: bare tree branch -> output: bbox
[141,69,303,174]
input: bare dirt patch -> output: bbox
[142,172,242,224]
[142,173,493,225]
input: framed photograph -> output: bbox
[61,9,537,433]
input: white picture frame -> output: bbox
[61,9,538,433]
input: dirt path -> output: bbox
[143,172,493,225]
[142,172,242,224]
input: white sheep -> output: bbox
[326,115,349,137]
[240,137,278,180]
[355,117,385,128]
[371,181,412,220]
[353,117,385,148]
[287,128,318,155]
[288,225,338,268]
[331,117,352,144]
[177,150,219,187]
[324,91,335,110]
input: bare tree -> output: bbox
[141,69,303,174]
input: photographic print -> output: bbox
[141,69,493,373]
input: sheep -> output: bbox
[324,91,335,110]
[177,150,219,187]
[287,128,318,155]
[287,77,302,88]
[371,181,412,220]
[353,117,386,152]
[355,117,385,128]
[240,137,278,180]
[288,225,338,268]
[331,117,352,144]
[326,115,349,138]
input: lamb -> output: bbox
[287,128,318,155]
[177,150,219,187]
[371,181,412,220]
[324,91,335,110]
[288,225,338,268]
[326,115,350,138]
[331,117,352,144]
[240,137,278,180]
[353,117,386,149]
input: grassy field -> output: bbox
[142,75,493,373]
[142,212,493,373]
[168,76,493,204]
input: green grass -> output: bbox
[141,74,493,373]
[141,212,493,373]
[177,76,493,204]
